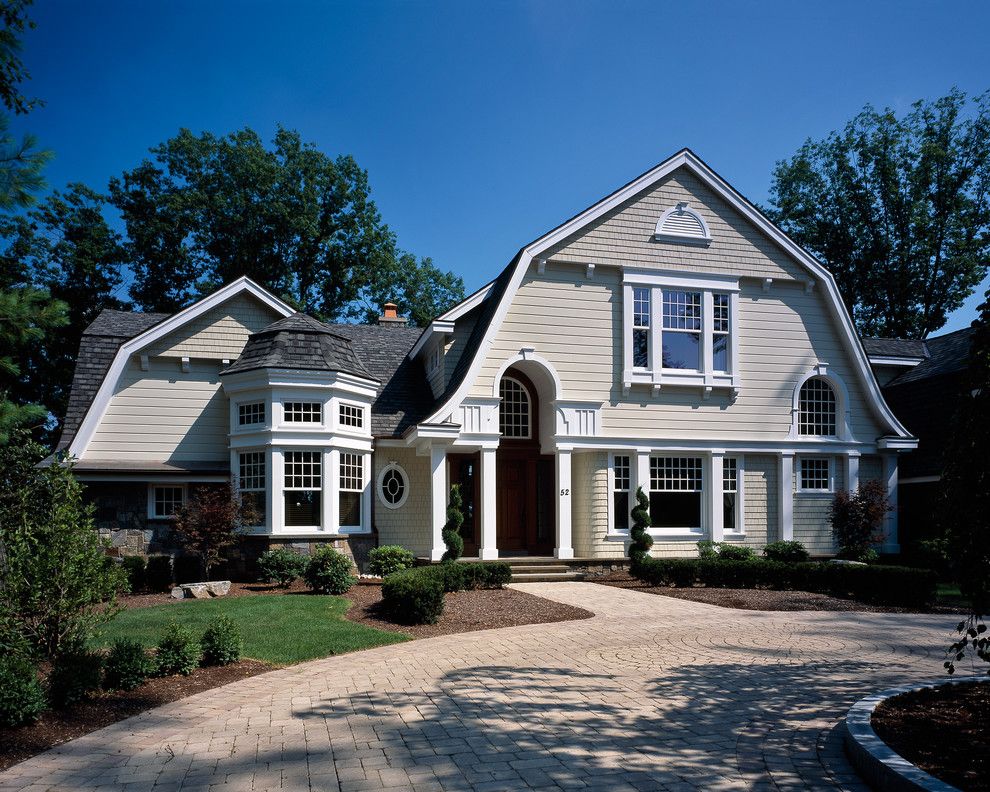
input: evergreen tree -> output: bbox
[628,486,653,568]
[441,484,465,563]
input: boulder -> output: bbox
[169,580,232,599]
[170,586,185,599]
[185,583,211,599]
[206,580,231,596]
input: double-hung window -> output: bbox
[623,274,738,392]
[612,455,631,532]
[284,451,321,527]
[723,458,740,533]
[239,451,266,524]
[649,457,703,532]
[150,485,184,519]
[339,452,365,529]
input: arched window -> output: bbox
[499,376,531,438]
[798,377,837,436]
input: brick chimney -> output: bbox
[377,302,408,328]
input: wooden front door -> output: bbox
[496,454,555,555]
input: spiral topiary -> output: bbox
[441,484,465,562]
[629,486,653,570]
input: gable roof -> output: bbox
[861,337,930,360]
[418,148,914,441]
[57,310,171,451]
[884,327,974,387]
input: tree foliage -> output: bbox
[829,480,890,562]
[941,288,990,674]
[441,483,465,562]
[0,432,126,660]
[353,251,465,327]
[766,89,990,338]
[172,483,251,580]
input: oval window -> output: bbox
[377,463,409,509]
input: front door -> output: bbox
[496,454,555,555]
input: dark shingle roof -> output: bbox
[56,309,171,451]
[861,337,929,359]
[884,327,974,386]
[221,313,377,382]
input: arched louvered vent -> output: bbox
[654,202,712,245]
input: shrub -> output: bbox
[763,540,811,563]
[304,546,356,594]
[716,544,756,561]
[145,556,173,591]
[368,545,415,577]
[628,487,653,568]
[257,548,307,587]
[0,434,128,660]
[831,480,890,561]
[908,537,952,577]
[696,540,718,560]
[634,558,699,588]
[122,556,147,592]
[382,570,445,624]
[103,639,152,691]
[441,484,465,562]
[201,615,242,666]
[460,561,512,589]
[155,621,200,676]
[48,647,104,708]
[173,483,249,580]
[0,656,46,726]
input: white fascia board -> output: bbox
[68,277,295,459]
[622,268,740,292]
[404,422,462,446]
[438,281,495,321]
[868,356,925,368]
[407,319,457,361]
[877,436,920,450]
[418,148,914,440]
[548,437,878,454]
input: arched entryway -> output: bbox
[495,368,555,555]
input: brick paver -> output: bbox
[0,583,971,791]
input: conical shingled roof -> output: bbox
[221,313,378,382]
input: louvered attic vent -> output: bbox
[653,202,712,246]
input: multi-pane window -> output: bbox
[713,293,730,372]
[379,465,407,508]
[283,401,323,423]
[799,457,832,492]
[613,455,631,532]
[499,377,531,439]
[661,290,702,370]
[339,452,364,527]
[339,403,364,429]
[723,458,739,532]
[152,486,184,518]
[239,451,266,523]
[238,402,265,426]
[798,378,837,436]
[649,457,703,529]
[283,451,321,526]
[633,287,651,368]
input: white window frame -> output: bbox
[283,450,323,529]
[282,400,324,425]
[622,271,740,395]
[648,455,705,536]
[147,483,186,520]
[797,456,835,494]
[376,462,409,510]
[238,450,267,528]
[338,451,367,531]
[499,376,532,440]
[789,367,852,441]
[722,456,746,537]
[607,453,633,536]
[237,400,266,428]
[337,401,366,433]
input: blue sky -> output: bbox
[20,0,990,334]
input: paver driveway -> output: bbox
[0,583,970,792]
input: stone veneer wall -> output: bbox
[84,481,179,556]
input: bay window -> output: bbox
[238,451,266,524]
[339,452,364,529]
[284,451,321,527]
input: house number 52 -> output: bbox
[560,488,570,496]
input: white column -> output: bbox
[429,445,448,561]
[361,452,372,534]
[555,449,574,559]
[635,451,650,501]
[478,447,498,559]
[622,283,633,381]
[323,449,336,533]
[709,451,724,542]
[883,455,899,553]
[778,452,794,541]
[270,448,284,533]
[844,452,860,494]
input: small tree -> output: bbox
[628,487,653,568]
[0,432,126,660]
[441,484,464,563]
[172,483,250,580]
[830,480,891,561]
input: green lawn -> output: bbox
[93,595,408,666]
[937,582,970,609]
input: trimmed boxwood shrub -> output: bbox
[0,656,46,726]
[122,555,147,592]
[381,562,512,625]
[368,545,415,577]
[201,615,242,666]
[146,556,173,591]
[48,648,104,708]
[103,639,152,691]
[155,621,200,676]
[763,540,811,563]
[257,548,308,588]
[304,546,356,594]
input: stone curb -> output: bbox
[844,676,983,791]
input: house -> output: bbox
[862,329,975,550]
[58,149,917,571]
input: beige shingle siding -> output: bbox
[543,170,809,282]
[793,461,843,556]
[372,448,431,557]
[572,452,625,558]
[145,294,280,359]
[443,308,480,392]
[860,455,882,484]
[87,358,228,461]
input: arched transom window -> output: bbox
[499,376,531,438]
[798,377,837,436]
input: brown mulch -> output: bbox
[595,570,961,613]
[0,660,271,772]
[1,579,591,772]
[872,680,990,791]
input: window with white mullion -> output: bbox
[722,458,739,533]
[713,293,731,372]
[648,456,703,531]
[339,452,365,527]
[612,455,632,532]
[283,450,321,527]
[632,287,650,369]
[238,451,267,525]
[661,290,702,371]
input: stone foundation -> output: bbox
[84,481,178,557]
[229,534,377,579]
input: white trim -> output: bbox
[606,452,633,538]
[418,149,913,441]
[407,319,456,361]
[490,350,564,400]
[438,280,495,321]
[868,355,925,368]
[653,202,712,245]
[877,435,919,450]
[68,277,294,459]
[147,482,187,520]
[498,375,533,440]
[621,268,738,292]
[796,455,835,494]
[779,453,794,541]
[899,475,941,485]
[789,368,852,441]
[376,461,410,510]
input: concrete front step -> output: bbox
[510,571,586,583]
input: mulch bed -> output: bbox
[595,570,961,613]
[872,680,990,791]
[1,579,591,772]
